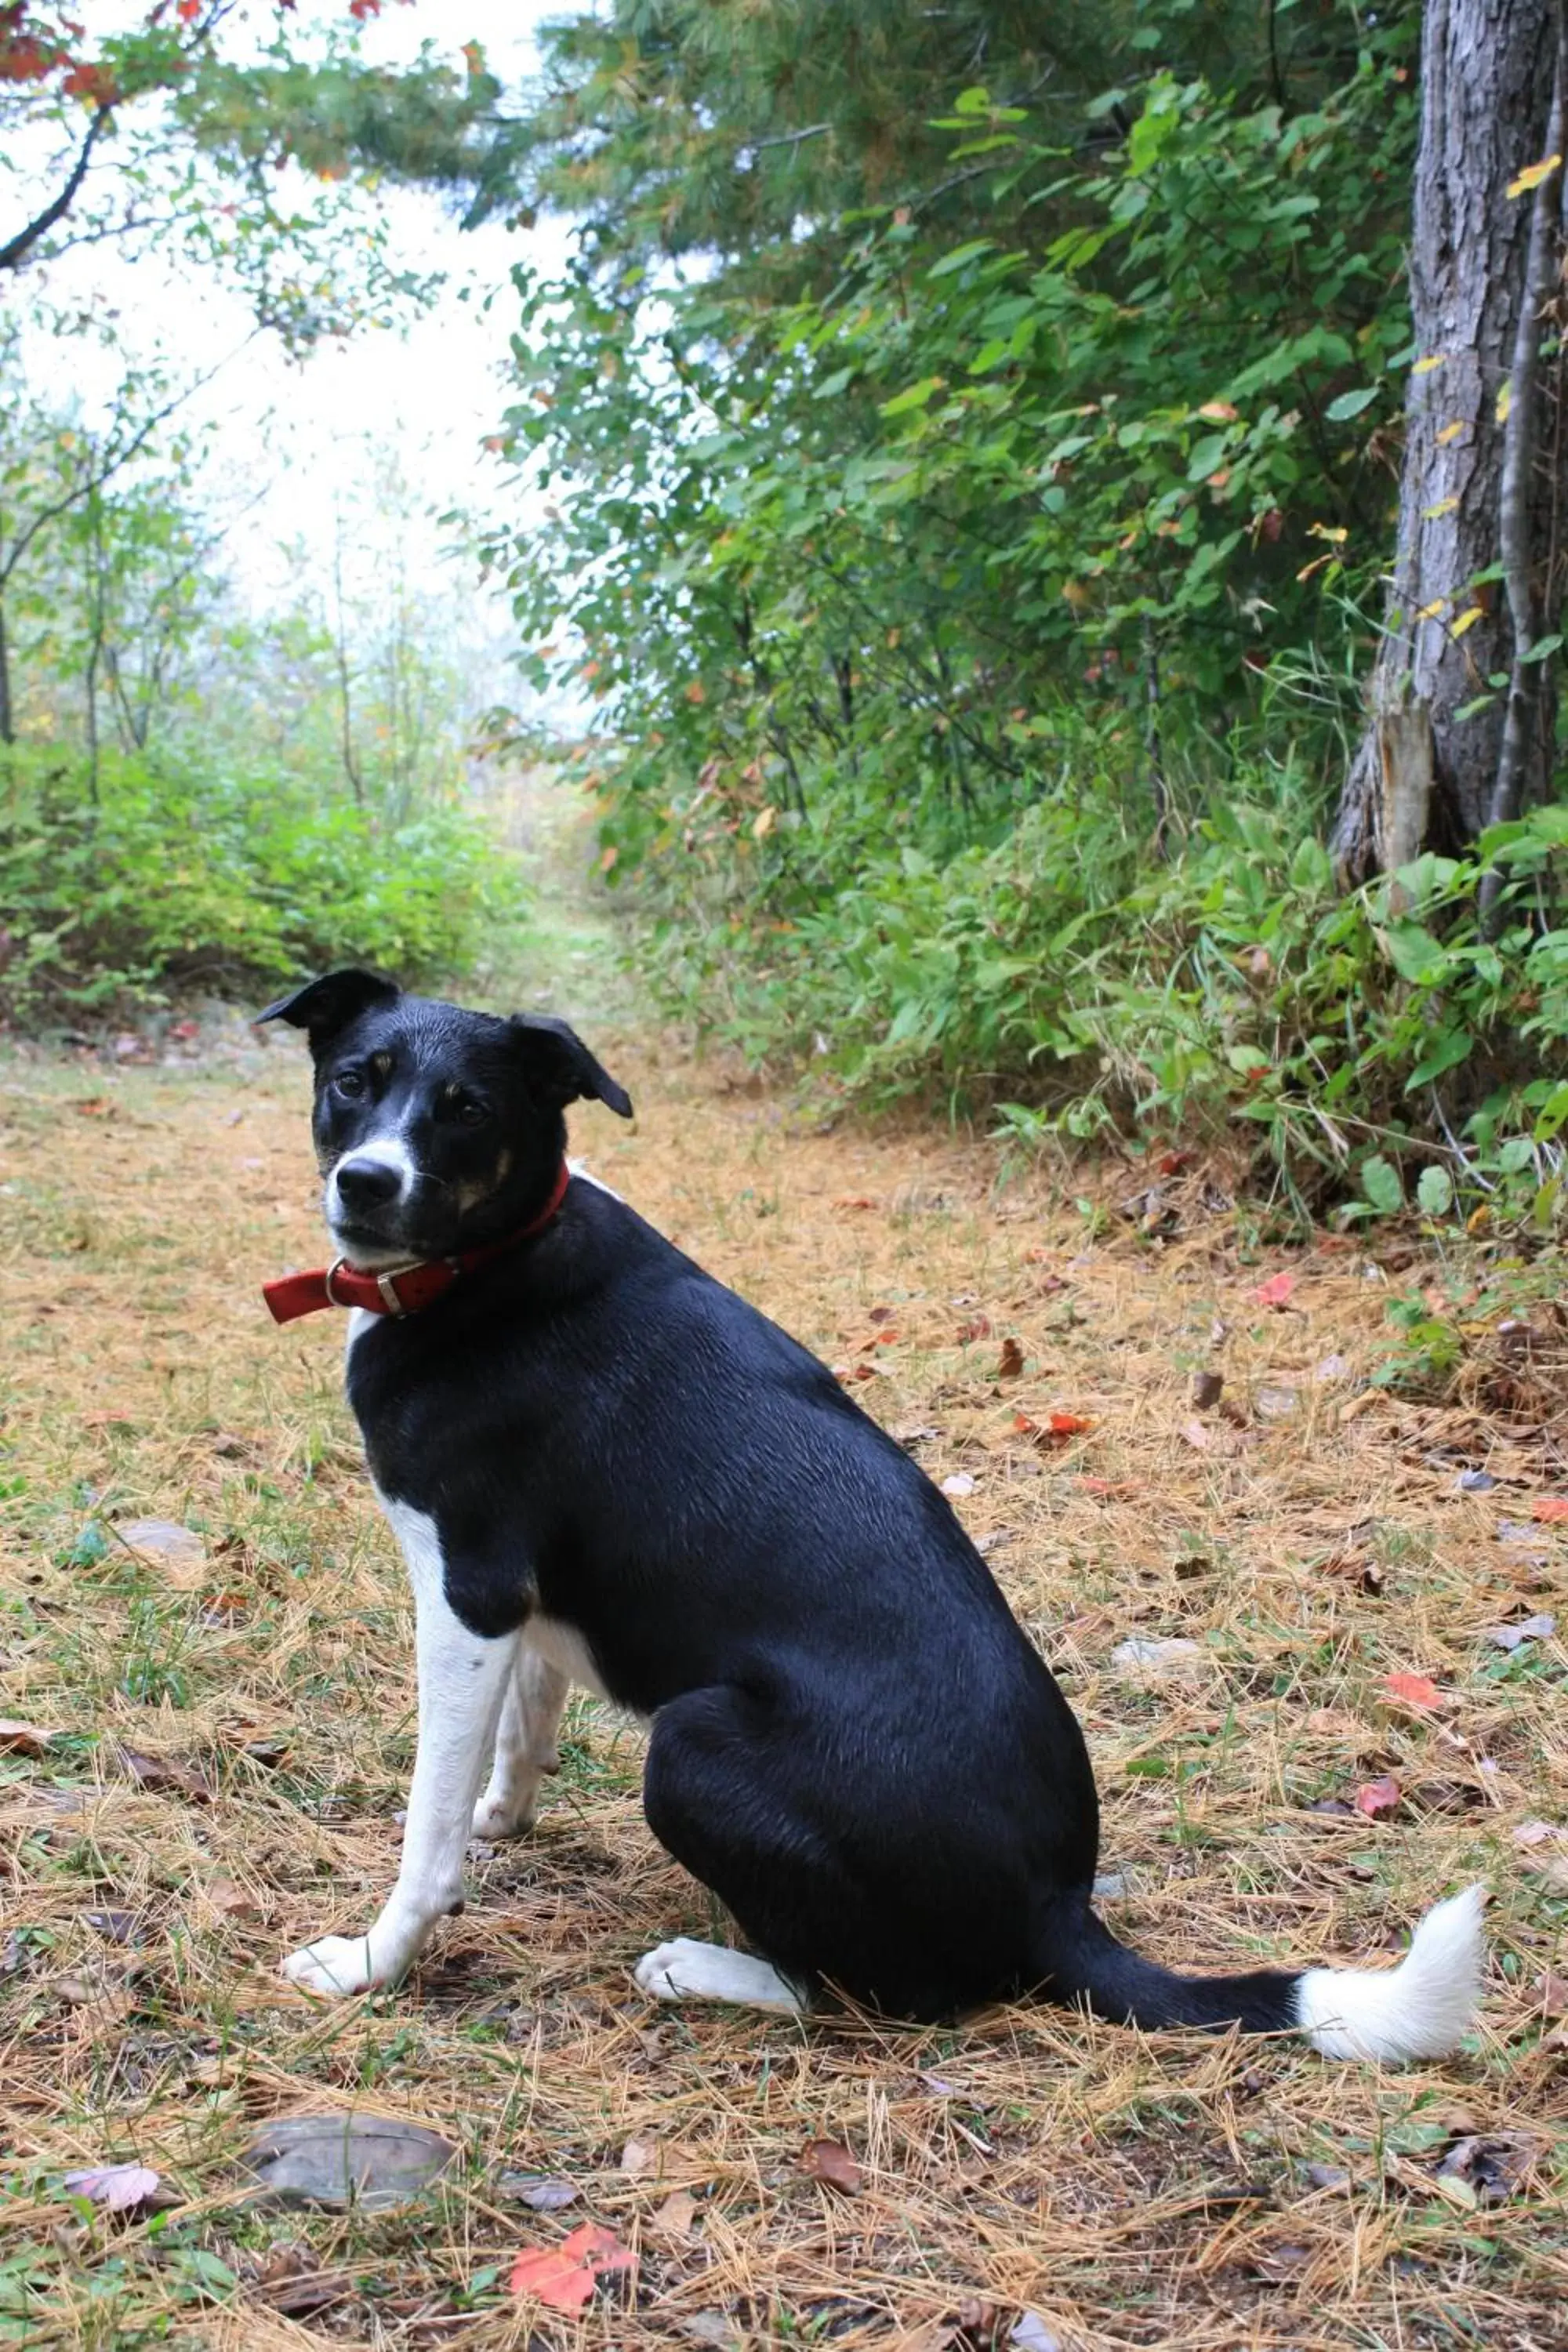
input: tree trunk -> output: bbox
[1332,0,1563,882]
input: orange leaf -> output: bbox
[1047,1411,1095,1437]
[800,2140,862,2193]
[1353,1774,1402,1818]
[1254,1272,1295,1308]
[510,2224,635,2310]
[1531,1497,1568,1524]
[1381,1671,1443,1713]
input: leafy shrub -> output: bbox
[0,742,524,1021]
[626,770,1568,1225]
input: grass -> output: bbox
[2,943,1567,2346]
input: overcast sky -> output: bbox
[27,0,583,711]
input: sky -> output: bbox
[18,0,583,717]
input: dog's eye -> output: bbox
[332,1069,365,1099]
[456,1098,488,1127]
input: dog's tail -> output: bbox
[1038,1883,1485,2061]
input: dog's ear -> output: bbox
[510,1014,633,1119]
[257,968,400,1050]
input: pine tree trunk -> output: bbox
[1332,0,1563,882]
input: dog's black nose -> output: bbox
[335,1157,403,1213]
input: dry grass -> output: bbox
[2,1005,1567,2351]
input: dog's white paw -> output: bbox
[633,1936,804,2014]
[281,1934,384,1998]
[471,1791,536,1840]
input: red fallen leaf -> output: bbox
[1255,1272,1296,1308]
[1353,1774,1402,1818]
[510,2224,635,2310]
[833,1363,878,1384]
[996,1338,1025,1378]
[1078,1475,1114,1495]
[1047,1411,1095,1437]
[1531,1497,1568,1524]
[1157,1149,1196,1176]
[1381,1671,1443,1714]
[867,1305,897,1326]
[833,1195,879,1210]
[800,2139,862,2193]
[0,1719,54,1756]
[957,1314,993,1342]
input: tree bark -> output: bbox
[1332,0,1563,882]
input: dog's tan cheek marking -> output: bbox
[455,1149,511,1217]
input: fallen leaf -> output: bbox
[996,1338,1025,1379]
[868,1305,896,1325]
[1434,2132,1542,2207]
[941,1472,976,1498]
[833,1195,879,1211]
[800,2139,862,2193]
[1530,1497,1568,1524]
[649,2188,699,2238]
[677,2314,741,2347]
[510,2223,636,2310]
[120,1748,211,1803]
[1381,1671,1443,1714]
[114,1518,206,1573]
[1353,1774,1402,1818]
[84,1909,140,1944]
[957,1313,993,1343]
[1254,1383,1301,1421]
[1535,1969,1568,2013]
[1010,2317,1062,2352]
[1485,1613,1555,1652]
[619,2135,659,2179]
[0,1719,54,1756]
[1512,1819,1561,1848]
[60,2162,165,2214]
[1178,1417,1212,1451]
[240,2115,456,2211]
[1314,1353,1352,1382]
[1111,1636,1203,1682]
[833,1363,879,1384]
[1255,1272,1296,1308]
[1191,1370,1225,1410]
[496,2174,579,2211]
[205,1875,260,1921]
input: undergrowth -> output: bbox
[0,743,526,1023]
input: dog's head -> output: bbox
[259,969,632,1268]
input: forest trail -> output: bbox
[0,830,1563,2345]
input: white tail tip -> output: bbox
[1295,1885,1486,2062]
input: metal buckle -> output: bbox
[324,1258,352,1308]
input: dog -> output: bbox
[259,969,1484,2058]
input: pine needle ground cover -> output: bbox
[1,1019,1565,2350]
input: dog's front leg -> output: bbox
[282,1501,517,1998]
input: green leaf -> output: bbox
[1417,1165,1454,1217]
[879,376,945,417]
[1324,387,1378,421]
[1359,1154,1404,1215]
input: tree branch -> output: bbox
[0,105,113,275]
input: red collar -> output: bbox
[263,1161,572,1327]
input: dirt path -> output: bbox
[1,891,1565,2344]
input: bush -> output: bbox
[0,742,525,1021]
[627,770,1568,1226]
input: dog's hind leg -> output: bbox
[634,1936,804,2013]
[282,1500,516,1997]
[473,1644,568,1840]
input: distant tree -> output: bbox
[1332,0,1565,890]
[0,2,499,341]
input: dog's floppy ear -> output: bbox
[510,1014,633,1119]
[257,968,400,1049]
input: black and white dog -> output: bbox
[260,969,1483,2059]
